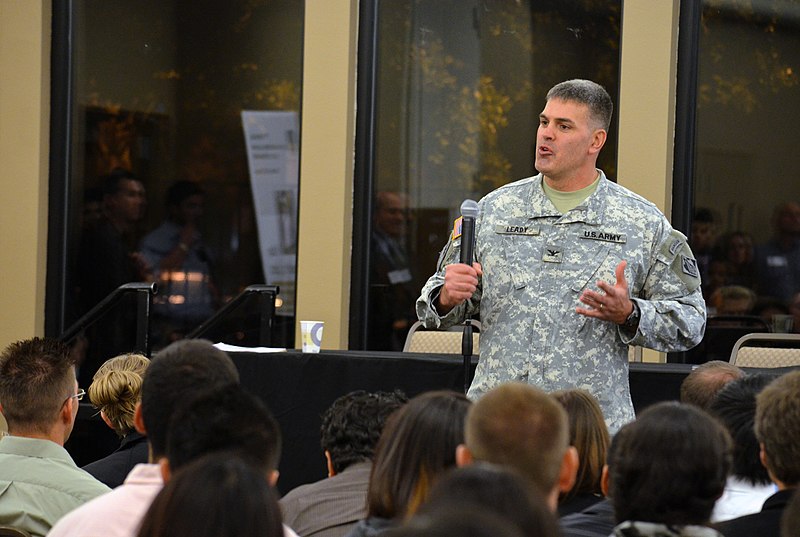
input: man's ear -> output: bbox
[133,402,146,434]
[600,464,610,497]
[325,450,335,477]
[159,458,171,484]
[269,469,280,487]
[455,444,473,467]
[589,129,607,155]
[558,446,579,494]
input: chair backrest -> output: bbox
[730,332,800,368]
[0,527,33,537]
[403,320,480,355]
[684,315,772,364]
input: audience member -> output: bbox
[345,390,470,537]
[82,352,150,488]
[708,374,776,522]
[76,168,149,386]
[790,291,800,334]
[140,180,217,347]
[381,508,526,537]
[679,360,744,410]
[280,390,408,537]
[709,284,757,316]
[0,337,110,536]
[456,382,578,512]
[756,201,800,302]
[48,339,240,537]
[369,191,417,351]
[718,371,800,536]
[551,388,609,516]
[718,231,757,290]
[781,489,800,537]
[137,453,284,537]
[608,402,731,537]
[415,463,560,537]
[691,207,719,284]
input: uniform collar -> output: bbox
[526,170,609,225]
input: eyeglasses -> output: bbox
[66,389,86,403]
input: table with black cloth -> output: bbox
[227,350,793,495]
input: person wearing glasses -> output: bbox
[0,337,110,537]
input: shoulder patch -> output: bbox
[452,216,463,240]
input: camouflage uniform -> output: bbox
[417,172,706,431]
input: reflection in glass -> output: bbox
[65,1,303,371]
[364,0,621,350]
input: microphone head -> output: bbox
[460,199,479,219]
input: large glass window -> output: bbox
[357,0,622,350]
[685,0,800,360]
[50,1,303,384]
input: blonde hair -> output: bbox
[88,353,150,437]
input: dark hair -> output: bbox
[755,371,800,486]
[465,382,568,497]
[709,374,773,486]
[552,389,610,503]
[366,390,470,520]
[321,390,408,474]
[781,488,800,537]
[382,508,526,537]
[137,454,283,537]
[166,385,281,473]
[680,360,744,410]
[101,168,138,197]
[417,463,560,537]
[546,79,613,130]
[166,180,204,207]
[0,337,76,433]
[608,402,732,525]
[141,339,240,459]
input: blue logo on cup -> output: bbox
[311,322,324,346]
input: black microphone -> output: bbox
[459,199,479,266]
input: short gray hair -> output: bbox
[546,79,613,131]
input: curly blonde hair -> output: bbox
[88,353,150,437]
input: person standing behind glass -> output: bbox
[369,191,417,351]
[140,181,218,347]
[756,201,800,303]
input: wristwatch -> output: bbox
[623,300,640,329]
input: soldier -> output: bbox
[416,79,706,432]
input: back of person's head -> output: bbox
[546,79,613,131]
[383,508,526,537]
[417,463,560,537]
[608,401,732,526]
[141,339,240,459]
[137,453,283,537]
[551,388,610,503]
[680,360,744,410]
[465,382,569,497]
[367,390,470,520]
[755,370,800,487]
[102,167,138,197]
[88,353,149,437]
[166,384,281,475]
[709,373,773,487]
[0,337,76,434]
[166,180,204,208]
[321,389,408,474]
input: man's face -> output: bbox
[535,98,603,183]
[173,194,204,226]
[776,202,800,236]
[374,192,408,238]
[108,179,146,223]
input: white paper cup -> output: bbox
[301,321,324,353]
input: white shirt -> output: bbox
[710,475,776,522]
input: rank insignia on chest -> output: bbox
[494,224,539,235]
[542,245,563,263]
[681,255,700,278]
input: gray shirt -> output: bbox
[417,173,706,432]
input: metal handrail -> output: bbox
[186,284,279,346]
[59,282,157,354]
